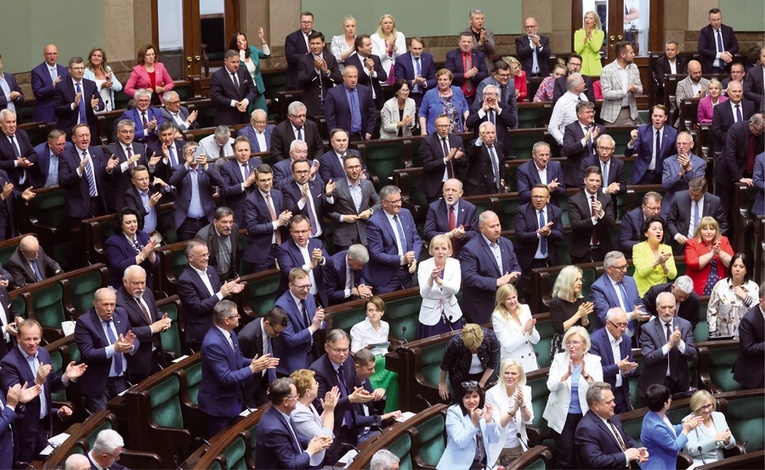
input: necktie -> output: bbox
[265,337,277,382]
[75,82,87,124]
[616,281,629,311]
[653,129,661,170]
[136,297,152,325]
[607,419,628,451]
[105,320,124,375]
[716,29,723,52]
[265,193,281,244]
[82,151,98,197]
[169,146,178,167]
[488,110,495,125]
[393,215,407,256]
[219,146,225,160]
[463,53,473,94]
[336,366,355,428]
[488,146,500,191]
[296,127,304,141]
[300,300,311,329]
[141,112,148,129]
[584,126,593,156]
[242,164,250,182]
[735,104,742,122]
[229,332,237,352]
[126,146,135,169]
[304,185,319,236]
[449,205,457,254]
[442,137,454,179]
[9,136,19,158]
[31,261,43,282]
[690,201,700,237]
[231,72,239,88]
[602,162,609,189]
[50,67,57,82]
[414,58,422,92]
[349,89,361,132]
[531,38,540,74]
[287,417,303,450]
[538,209,547,256]
[590,195,599,245]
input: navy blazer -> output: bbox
[219,156,263,225]
[275,238,330,307]
[459,235,521,324]
[578,155,626,197]
[148,138,186,186]
[0,169,20,238]
[394,51,437,93]
[423,198,479,256]
[242,189,287,266]
[418,132,468,199]
[516,159,566,206]
[269,118,324,162]
[58,145,110,219]
[661,153,707,218]
[715,119,764,187]
[697,24,739,73]
[104,230,159,288]
[255,406,310,469]
[236,124,274,154]
[119,107,164,143]
[466,102,517,159]
[105,141,149,210]
[624,124,678,185]
[732,306,765,389]
[297,53,342,116]
[710,99,756,152]
[325,84,377,137]
[0,73,23,113]
[116,285,163,379]
[642,282,701,329]
[514,202,563,270]
[344,54,387,109]
[589,328,635,412]
[273,157,323,191]
[364,208,422,292]
[284,29,310,90]
[0,393,15,470]
[618,207,645,254]
[169,163,224,229]
[177,264,222,345]
[567,189,615,260]
[281,178,333,233]
[562,121,606,188]
[160,105,199,131]
[121,185,167,234]
[53,78,102,138]
[744,65,764,105]
[209,66,257,125]
[667,190,728,240]
[445,49,489,93]
[74,307,132,398]
[32,141,72,188]
[324,250,368,305]
[310,354,359,433]
[7,245,62,288]
[0,129,38,186]
[272,290,321,376]
[198,326,252,419]
[589,272,643,331]
[575,411,638,469]
[318,148,364,184]
[31,62,69,123]
[515,35,551,76]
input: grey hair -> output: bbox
[92,429,124,454]
[116,119,136,130]
[134,88,152,100]
[325,328,350,345]
[213,299,238,324]
[478,210,498,228]
[343,65,358,76]
[478,121,495,133]
[185,239,207,258]
[603,251,626,268]
[673,275,693,295]
[347,244,369,264]
[379,185,402,200]
[586,381,612,407]
[122,264,145,281]
[215,206,234,220]
[214,125,231,138]
[605,307,627,322]
[162,90,179,103]
[251,108,267,120]
[566,73,583,91]
[483,84,499,95]
[370,449,400,470]
[532,141,550,154]
[597,134,615,146]
[0,109,16,120]
[656,291,676,306]
[289,139,308,153]
[287,101,307,115]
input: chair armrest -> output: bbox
[677,452,694,469]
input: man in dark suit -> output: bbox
[515,18,551,77]
[517,141,565,206]
[255,377,332,469]
[0,57,24,114]
[568,166,615,264]
[552,54,596,103]
[475,61,519,134]
[0,109,38,187]
[284,12,315,90]
[618,191,662,253]
[325,66,377,142]
[169,141,224,241]
[0,167,34,240]
[744,47,765,107]
[0,276,18,359]
[459,210,521,324]
[160,90,199,131]
[31,44,69,123]
[237,307,288,407]
[466,84,517,159]
[637,292,697,399]
[667,177,728,251]
[298,31,342,117]
[642,276,701,330]
[0,319,85,464]
[6,234,62,288]
[578,134,627,213]
[121,165,169,236]
[589,309,639,414]
[53,57,103,138]
[195,207,240,282]
[445,33,488,107]
[107,118,157,212]
[424,179,479,258]
[562,101,605,188]
[177,240,244,352]
[318,127,369,182]
[310,329,374,463]
[210,50,258,125]
[732,285,765,389]
[58,124,116,226]
[116,265,171,384]
[364,186,422,294]
[575,382,647,468]
[326,153,378,252]
[0,381,40,469]
[711,81,756,153]
[698,8,739,73]
[119,89,164,145]
[654,40,688,100]
[243,164,292,272]
[324,245,372,305]
[32,129,70,188]
[464,122,505,197]
[419,115,468,202]
[272,268,326,376]
[148,122,186,188]
[353,349,393,444]
[345,35,387,110]
[237,109,274,154]
[198,300,275,437]
[74,288,136,412]
[269,101,325,162]
[219,136,262,226]
[624,105,678,185]
[714,115,764,226]
[661,132,707,218]
[281,159,334,240]
[86,430,130,470]
[590,251,650,336]
[394,37,437,109]
[276,215,331,307]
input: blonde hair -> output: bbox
[494,284,520,322]
[375,14,398,39]
[563,326,591,353]
[461,323,484,351]
[428,234,452,257]
[693,216,721,244]
[552,265,584,302]
[500,358,527,387]
[690,389,716,414]
[583,11,602,31]
[289,369,316,397]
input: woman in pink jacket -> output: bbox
[124,43,174,105]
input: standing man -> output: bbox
[0,109,38,187]
[418,114,467,202]
[121,165,168,236]
[548,73,589,146]
[445,33,489,107]
[625,104,677,185]
[0,55,23,114]
[285,11,315,90]
[198,300,276,437]
[270,101,324,162]
[7,234,63,288]
[590,251,649,335]
[661,132,707,217]
[562,101,605,189]
[459,210,522,324]
[219,136,262,225]
[195,206,241,282]
[517,141,566,207]
[327,154,380,252]
[210,50,257,125]
[732,284,765,389]
[243,164,292,272]
[642,276,701,329]
[463,9,495,72]
[466,84,517,159]
[160,90,198,131]
[711,80,756,154]
[568,167,615,264]
[394,37,436,109]
[32,129,70,188]
[600,41,643,126]
[619,192,662,253]
[324,65,377,141]
[515,18,551,78]
[344,35,387,110]
[744,47,764,109]
[237,307,287,407]
[275,215,331,307]
[552,54,596,103]
[667,177,728,252]
[170,142,224,241]
[119,89,164,145]
[297,31,342,118]
[281,159,335,239]
[464,122,505,196]
[31,44,68,123]
[423,178,479,258]
[698,8,739,74]
[475,61,519,131]
[578,134,627,209]
[107,119,156,212]
[237,109,273,154]
[53,57,103,138]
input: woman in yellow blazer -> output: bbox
[574,11,604,77]
[633,216,677,296]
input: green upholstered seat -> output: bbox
[534,316,555,369]
[724,395,764,451]
[84,418,115,449]
[356,140,408,190]
[149,376,184,429]
[244,273,280,317]
[31,283,66,329]
[419,341,449,387]
[11,296,25,320]
[49,347,67,402]
[693,301,709,343]
[387,433,413,470]
[704,344,741,392]
[219,436,248,469]
[526,368,551,442]
[159,299,183,359]
[67,269,106,316]
[413,412,445,467]
[69,341,81,363]
[382,295,422,343]
[184,361,203,405]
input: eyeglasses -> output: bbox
[461,380,479,388]
[565,340,583,346]
[329,346,349,353]
[609,264,628,271]
[290,283,312,291]
[384,198,402,205]
[608,320,628,329]
[226,314,241,320]
[698,403,714,411]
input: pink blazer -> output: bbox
[124,63,175,101]
[697,95,728,124]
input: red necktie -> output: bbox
[449,205,457,254]
[746,134,756,175]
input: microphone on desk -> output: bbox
[517,432,530,451]
[698,446,706,465]
[400,326,408,344]
[446,314,455,332]
[416,394,433,408]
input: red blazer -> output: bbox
[124,63,174,101]
[684,236,734,295]
[514,72,528,102]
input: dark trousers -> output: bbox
[16,416,50,464]
[571,246,604,264]
[177,217,207,241]
[636,169,662,185]
[715,183,734,231]
[249,245,279,274]
[553,412,583,469]
[84,375,129,413]
[208,414,236,438]
[327,425,356,464]
[374,267,412,294]
[519,258,550,302]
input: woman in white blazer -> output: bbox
[437,382,500,470]
[83,47,123,113]
[543,326,603,469]
[486,359,534,467]
[370,14,406,85]
[683,390,737,466]
[380,79,416,139]
[417,235,463,338]
[289,369,338,467]
[491,284,540,372]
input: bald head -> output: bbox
[19,235,40,261]
[687,60,702,83]
[64,454,91,470]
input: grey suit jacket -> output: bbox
[675,76,710,126]
[6,247,62,288]
[600,60,642,123]
[327,177,381,247]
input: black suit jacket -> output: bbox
[553,74,595,102]
[0,287,19,359]
[568,190,615,259]
[711,100,756,152]
[464,140,505,197]
[654,55,689,87]
[285,29,310,90]
[53,78,102,137]
[325,84,377,137]
[58,145,110,219]
[0,169,20,239]
[121,185,168,235]
[0,130,37,186]
[106,141,149,211]
[344,54,388,109]
[562,121,605,188]
[667,190,728,239]
[177,264,222,346]
[418,133,467,199]
[423,198,479,257]
[236,318,271,407]
[115,286,163,381]
[209,66,257,125]
[218,156,263,225]
[195,222,241,281]
[309,354,360,449]
[6,246,62,288]
[575,411,638,469]
[515,35,551,76]
[698,24,739,73]
[465,103,517,158]
[269,119,324,162]
[642,282,701,329]
[637,316,696,399]
[514,202,563,269]
[732,306,765,389]
[744,65,764,107]
[297,53,342,117]
[715,119,764,186]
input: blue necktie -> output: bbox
[393,214,407,256]
[584,126,593,156]
[336,366,355,429]
[616,281,629,311]
[349,90,361,132]
[82,151,98,197]
[31,261,43,282]
[716,29,724,68]
[105,320,124,376]
[538,209,547,256]
[265,337,277,383]
[75,82,87,124]
[531,38,540,74]
[654,129,661,168]
[735,104,742,122]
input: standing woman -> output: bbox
[492,284,540,372]
[640,384,702,469]
[707,252,759,338]
[574,11,604,77]
[632,216,677,296]
[485,359,534,467]
[550,265,593,355]
[104,208,159,289]
[84,47,123,113]
[370,14,406,86]
[685,216,734,295]
[419,69,470,135]
[124,43,174,105]
[380,79,416,139]
[230,29,271,114]
[417,234,463,338]
[289,369,339,468]
[331,16,357,72]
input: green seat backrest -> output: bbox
[527,369,550,439]
[706,345,741,392]
[629,352,645,410]
[68,270,105,316]
[85,419,114,449]
[693,301,709,343]
[49,348,67,401]
[220,436,247,469]
[509,131,546,159]
[621,415,644,447]
[247,423,259,459]
[246,274,280,316]
[517,107,547,129]
[160,208,178,244]
[32,284,66,328]
[171,249,188,282]
[11,297,25,319]
[185,361,203,405]
[414,413,445,466]
[0,243,17,266]
[410,139,424,167]
[610,129,633,155]
[535,317,555,369]
[383,295,422,343]
[419,341,449,387]
[149,376,184,429]
[361,141,406,189]
[159,301,182,357]
[387,433,413,470]
[69,341,81,363]
[33,189,67,231]
[497,199,520,233]
[725,396,764,451]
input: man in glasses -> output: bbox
[642,275,700,331]
[552,54,595,102]
[276,215,331,307]
[590,251,650,337]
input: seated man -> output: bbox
[160,90,198,131]
[6,234,63,288]
[318,128,368,184]
[269,101,324,162]
[324,244,372,305]
[642,275,700,330]
[353,349,400,444]
[273,140,323,191]
[590,251,649,335]
[237,109,273,154]
[653,41,687,101]
[87,429,129,470]
[198,125,234,163]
